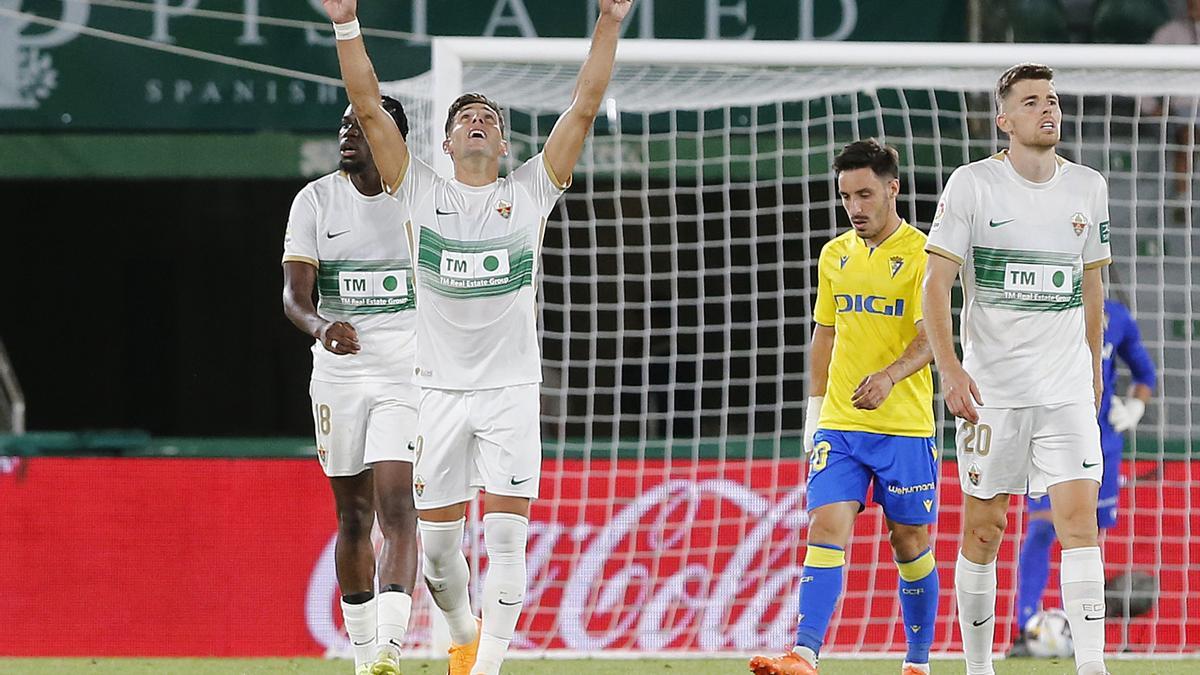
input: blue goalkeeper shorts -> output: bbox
[1028,429,1122,528]
[805,429,939,525]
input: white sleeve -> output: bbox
[1083,174,1112,269]
[388,154,439,208]
[509,152,569,217]
[925,167,976,265]
[282,186,319,267]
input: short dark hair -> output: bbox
[444,92,505,137]
[381,95,409,139]
[995,63,1054,110]
[832,138,900,181]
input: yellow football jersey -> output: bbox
[813,221,934,436]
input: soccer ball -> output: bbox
[1024,608,1073,658]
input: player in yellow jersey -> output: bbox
[751,140,937,675]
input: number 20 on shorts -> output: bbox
[960,421,992,456]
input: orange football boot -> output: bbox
[748,650,818,675]
[446,618,481,675]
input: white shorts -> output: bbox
[413,383,541,509]
[956,400,1102,499]
[309,379,418,477]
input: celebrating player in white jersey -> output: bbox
[923,63,1112,675]
[319,1,632,673]
[282,98,419,675]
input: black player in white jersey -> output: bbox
[283,97,418,675]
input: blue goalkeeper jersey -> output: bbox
[1099,299,1156,435]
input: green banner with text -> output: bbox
[1,0,964,132]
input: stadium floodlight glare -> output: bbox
[378,39,1200,658]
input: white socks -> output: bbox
[1061,546,1107,674]
[419,518,480,646]
[955,551,997,675]
[340,595,377,668]
[472,513,529,675]
[376,589,413,655]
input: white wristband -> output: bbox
[333,19,361,40]
[806,396,824,420]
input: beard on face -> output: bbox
[339,154,369,173]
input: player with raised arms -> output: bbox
[750,139,938,675]
[319,0,632,673]
[923,63,1113,675]
[282,97,420,675]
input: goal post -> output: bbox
[381,39,1200,657]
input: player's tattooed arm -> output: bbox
[322,0,409,190]
[852,323,932,410]
[923,252,982,423]
[542,0,633,187]
[283,261,360,355]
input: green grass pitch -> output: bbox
[3,659,1200,674]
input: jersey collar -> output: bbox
[859,219,910,252]
[999,149,1066,191]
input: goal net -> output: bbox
[381,40,1200,657]
[0,339,24,436]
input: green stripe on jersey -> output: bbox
[317,259,416,314]
[972,246,1082,311]
[417,226,534,299]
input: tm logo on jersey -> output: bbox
[1003,263,1073,301]
[834,294,905,317]
[338,270,409,305]
[440,249,512,288]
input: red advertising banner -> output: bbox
[0,456,1196,656]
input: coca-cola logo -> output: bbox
[552,478,808,651]
[305,466,808,652]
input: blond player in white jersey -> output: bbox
[319,1,632,673]
[923,63,1112,675]
[283,98,418,675]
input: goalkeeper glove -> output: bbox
[1108,396,1146,433]
[803,396,824,456]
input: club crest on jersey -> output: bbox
[317,445,328,467]
[414,474,426,497]
[496,200,512,219]
[1071,212,1088,237]
[839,255,849,269]
[967,462,982,487]
[889,256,904,278]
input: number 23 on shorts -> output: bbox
[810,440,831,472]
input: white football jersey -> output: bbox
[283,171,416,383]
[926,151,1111,407]
[391,153,567,390]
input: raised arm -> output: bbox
[923,252,982,423]
[542,0,632,185]
[322,0,409,190]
